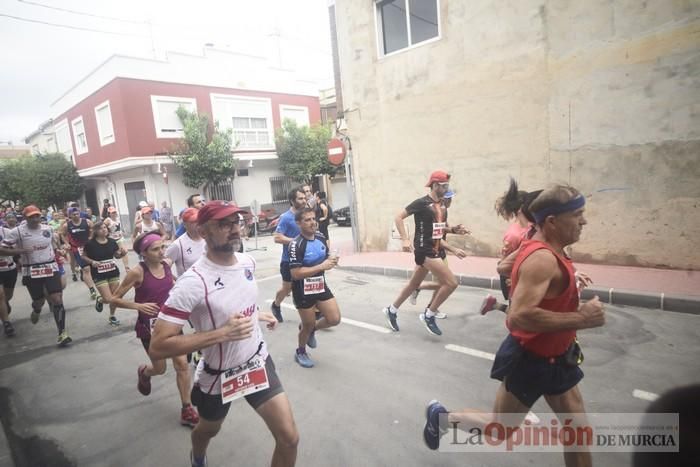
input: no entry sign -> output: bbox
[327,138,346,166]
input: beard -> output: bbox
[210,238,241,253]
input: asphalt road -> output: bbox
[1,227,698,467]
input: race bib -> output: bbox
[432,222,446,239]
[30,264,53,278]
[303,276,325,295]
[221,355,269,404]
[96,260,117,273]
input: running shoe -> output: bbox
[137,364,151,396]
[423,399,448,450]
[382,307,399,332]
[294,350,315,368]
[71,273,78,282]
[30,310,40,325]
[419,312,442,336]
[409,289,420,305]
[57,331,72,347]
[89,288,97,301]
[180,404,200,428]
[435,312,447,319]
[108,316,120,326]
[3,321,15,337]
[190,450,208,467]
[95,297,104,313]
[479,295,497,316]
[270,302,283,323]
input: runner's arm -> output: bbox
[273,232,294,245]
[394,209,412,252]
[496,247,519,276]
[442,241,467,259]
[149,314,254,360]
[110,267,158,315]
[319,204,328,223]
[507,251,602,332]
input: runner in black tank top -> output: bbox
[61,207,98,300]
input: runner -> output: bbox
[131,206,165,241]
[289,208,341,368]
[175,194,206,239]
[0,205,72,346]
[133,200,148,227]
[270,187,307,323]
[165,208,206,277]
[60,207,97,299]
[83,221,127,326]
[381,171,468,336]
[160,201,174,240]
[302,184,315,208]
[110,231,199,428]
[408,190,469,318]
[0,220,18,336]
[150,200,298,467]
[422,185,605,467]
[314,191,331,247]
[104,207,130,271]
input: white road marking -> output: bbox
[445,344,496,361]
[633,389,659,402]
[341,318,392,334]
[257,274,281,282]
[263,300,391,333]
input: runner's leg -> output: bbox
[314,297,341,331]
[274,281,292,307]
[191,417,225,461]
[392,266,429,309]
[255,393,299,467]
[172,354,194,406]
[544,386,591,467]
[421,257,458,312]
[297,306,316,350]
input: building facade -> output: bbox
[332,0,700,269]
[26,50,322,232]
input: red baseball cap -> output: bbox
[181,207,198,223]
[196,200,247,225]
[425,170,450,187]
[23,205,41,217]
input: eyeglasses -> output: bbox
[217,219,239,231]
[437,182,450,188]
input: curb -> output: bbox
[338,265,700,315]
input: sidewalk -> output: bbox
[337,250,700,314]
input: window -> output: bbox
[211,94,274,150]
[269,175,295,202]
[150,96,197,138]
[376,0,439,56]
[280,105,310,127]
[71,116,88,155]
[237,168,249,177]
[94,100,115,146]
[54,119,73,160]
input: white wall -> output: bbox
[330,176,349,209]
[232,159,284,208]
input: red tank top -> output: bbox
[507,240,578,357]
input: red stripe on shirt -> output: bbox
[160,305,190,320]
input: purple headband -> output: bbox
[533,195,585,224]
[138,233,161,254]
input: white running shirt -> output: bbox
[161,253,266,395]
[1,223,57,276]
[165,232,206,277]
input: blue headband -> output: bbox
[533,195,585,224]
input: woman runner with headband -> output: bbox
[111,231,200,428]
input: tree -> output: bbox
[275,119,335,184]
[169,107,236,191]
[0,153,85,207]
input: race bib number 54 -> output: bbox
[221,356,269,404]
[432,222,446,239]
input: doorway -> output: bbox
[124,181,147,233]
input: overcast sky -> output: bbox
[0,0,334,144]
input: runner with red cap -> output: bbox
[110,230,199,428]
[381,171,469,336]
[0,205,72,345]
[166,208,206,277]
[423,185,604,467]
[150,200,297,467]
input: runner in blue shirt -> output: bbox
[288,207,340,368]
[270,187,307,322]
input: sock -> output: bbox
[52,303,66,333]
[296,347,306,355]
[425,308,436,318]
[192,453,206,467]
[389,304,398,314]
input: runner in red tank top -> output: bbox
[422,185,605,467]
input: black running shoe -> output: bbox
[423,400,448,450]
[3,321,15,337]
[382,307,399,332]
